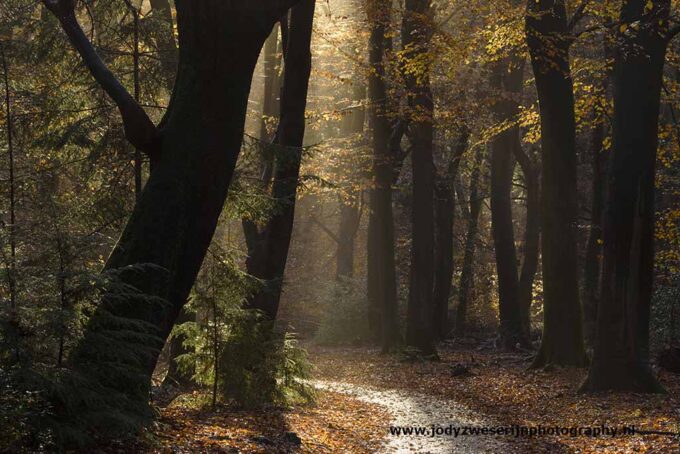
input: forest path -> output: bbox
[312,380,514,453]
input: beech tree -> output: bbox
[366,0,400,350]
[455,146,485,336]
[489,55,528,349]
[582,0,673,393]
[525,0,588,367]
[243,0,316,320]
[404,0,437,356]
[42,0,301,406]
[432,130,468,339]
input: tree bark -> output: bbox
[336,197,361,279]
[336,78,366,280]
[432,130,468,339]
[366,0,400,351]
[404,0,436,356]
[581,0,670,393]
[149,0,178,91]
[162,308,194,388]
[1,42,16,314]
[581,119,605,347]
[455,148,485,336]
[514,145,540,341]
[244,0,315,320]
[489,56,528,349]
[526,0,587,367]
[45,0,300,416]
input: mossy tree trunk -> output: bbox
[44,0,300,411]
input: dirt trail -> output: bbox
[313,380,514,453]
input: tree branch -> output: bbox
[42,0,159,158]
[311,216,340,244]
[568,0,589,32]
[242,218,262,254]
[666,21,680,42]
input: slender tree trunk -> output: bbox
[432,131,468,339]
[526,0,587,367]
[241,25,283,257]
[244,0,316,320]
[60,0,297,412]
[336,78,366,280]
[366,0,400,351]
[581,119,605,347]
[581,0,670,393]
[336,193,361,279]
[128,2,143,199]
[489,57,528,349]
[404,0,436,356]
[149,0,178,91]
[162,307,194,387]
[514,145,540,341]
[1,42,16,313]
[260,26,283,145]
[455,148,485,336]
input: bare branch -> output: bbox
[42,0,159,157]
[311,216,340,244]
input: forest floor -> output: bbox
[141,341,680,453]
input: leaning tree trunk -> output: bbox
[432,131,468,339]
[404,0,437,356]
[146,0,193,390]
[44,0,300,424]
[366,0,400,351]
[455,147,485,337]
[526,0,587,367]
[581,0,670,393]
[489,56,528,349]
[244,0,316,320]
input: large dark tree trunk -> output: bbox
[581,119,606,347]
[432,131,468,339]
[455,148,485,336]
[525,0,587,367]
[366,0,400,351]
[404,0,436,356]
[147,0,193,391]
[44,0,300,420]
[489,57,528,349]
[244,0,316,320]
[581,0,670,393]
